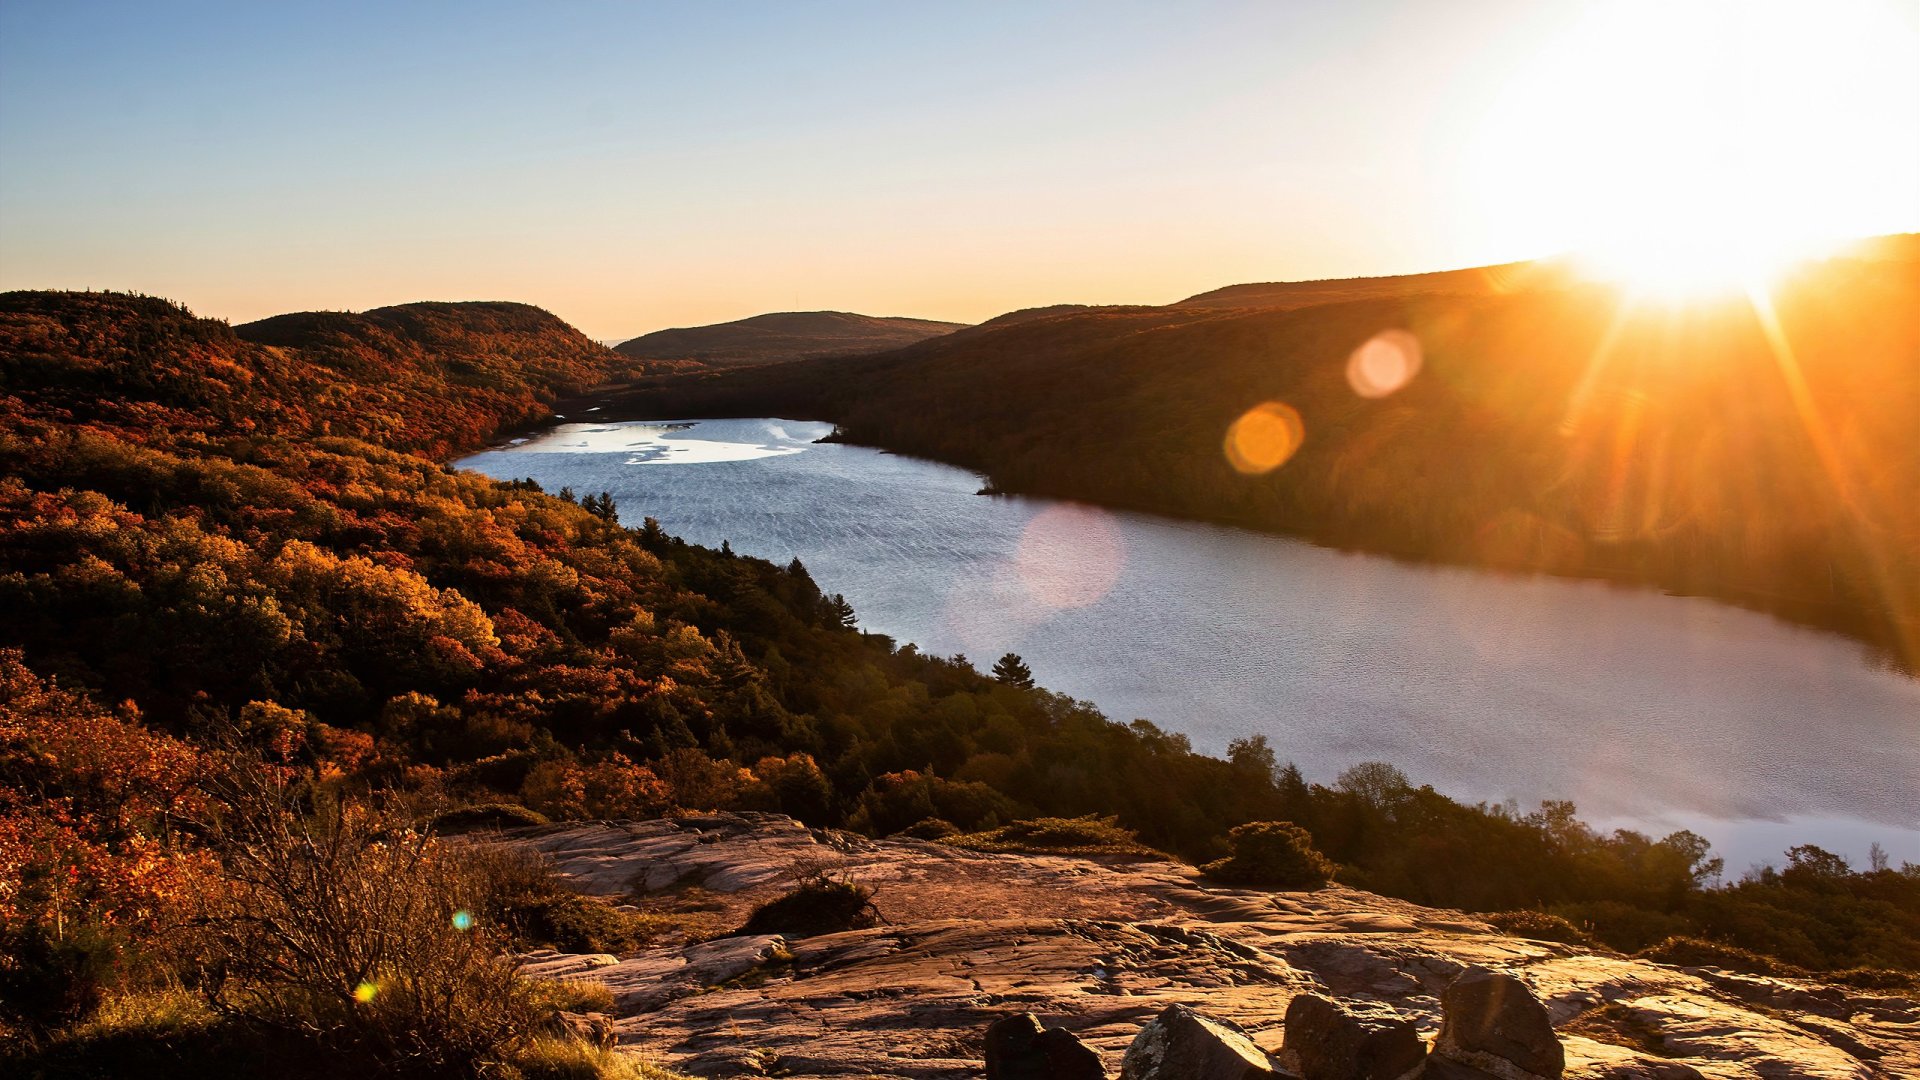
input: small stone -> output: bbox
[1436,968,1566,1080]
[987,1012,1107,1080]
[1283,993,1426,1080]
[1121,1004,1282,1080]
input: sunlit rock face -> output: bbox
[501,814,1917,1080]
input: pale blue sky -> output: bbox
[3,1,1915,338]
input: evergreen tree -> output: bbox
[991,652,1035,689]
[825,593,858,631]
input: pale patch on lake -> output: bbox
[508,421,805,464]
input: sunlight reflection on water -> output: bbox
[514,421,804,464]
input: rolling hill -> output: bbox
[614,310,966,368]
[1174,258,1566,310]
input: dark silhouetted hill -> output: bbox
[1176,258,1565,310]
[614,310,965,368]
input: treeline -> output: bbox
[1,290,1915,1061]
[606,249,1920,667]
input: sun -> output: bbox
[1463,0,1920,298]
[1575,228,1825,301]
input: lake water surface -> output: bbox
[458,418,1920,872]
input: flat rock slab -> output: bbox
[496,814,1919,1080]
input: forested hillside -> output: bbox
[601,248,1920,668]
[2,289,1914,1067]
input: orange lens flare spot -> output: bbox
[1014,503,1126,609]
[352,981,378,1003]
[1224,401,1305,474]
[1346,330,1422,399]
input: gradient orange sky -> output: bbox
[2,1,1916,341]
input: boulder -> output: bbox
[1436,968,1565,1080]
[557,1010,615,1049]
[1120,1004,1283,1080]
[1282,993,1426,1080]
[986,1012,1107,1080]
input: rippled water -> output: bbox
[459,418,1920,871]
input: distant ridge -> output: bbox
[606,238,1920,664]
[1176,259,1564,310]
[614,310,965,368]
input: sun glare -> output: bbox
[1465,0,1920,298]
[1576,232,1826,300]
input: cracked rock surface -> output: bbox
[500,813,1918,1080]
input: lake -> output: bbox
[457,417,1920,872]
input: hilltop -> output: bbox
[1174,258,1561,311]
[614,310,965,368]
[601,242,1920,667]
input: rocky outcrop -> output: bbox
[1436,969,1566,1080]
[986,1013,1106,1080]
[1283,993,1427,1080]
[1120,1004,1282,1080]
[496,814,1918,1080]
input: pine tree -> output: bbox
[825,593,857,631]
[991,652,1035,689]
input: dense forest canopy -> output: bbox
[1,286,1915,1040]
[604,244,1920,667]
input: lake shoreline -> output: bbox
[460,417,1920,872]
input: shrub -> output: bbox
[1201,821,1333,888]
[0,983,241,1080]
[524,977,615,1015]
[430,802,551,834]
[462,844,673,954]
[188,765,534,1075]
[1637,936,1783,976]
[739,877,880,938]
[515,895,676,955]
[0,922,128,1033]
[897,817,960,840]
[1827,967,1919,991]
[506,1034,686,1080]
[1556,900,1691,953]
[944,814,1161,859]
[1482,909,1598,948]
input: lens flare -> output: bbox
[940,566,1043,655]
[1224,402,1305,474]
[451,909,475,931]
[1346,330,1422,398]
[1014,503,1126,609]
[353,981,378,1004]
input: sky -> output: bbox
[2,0,1916,340]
